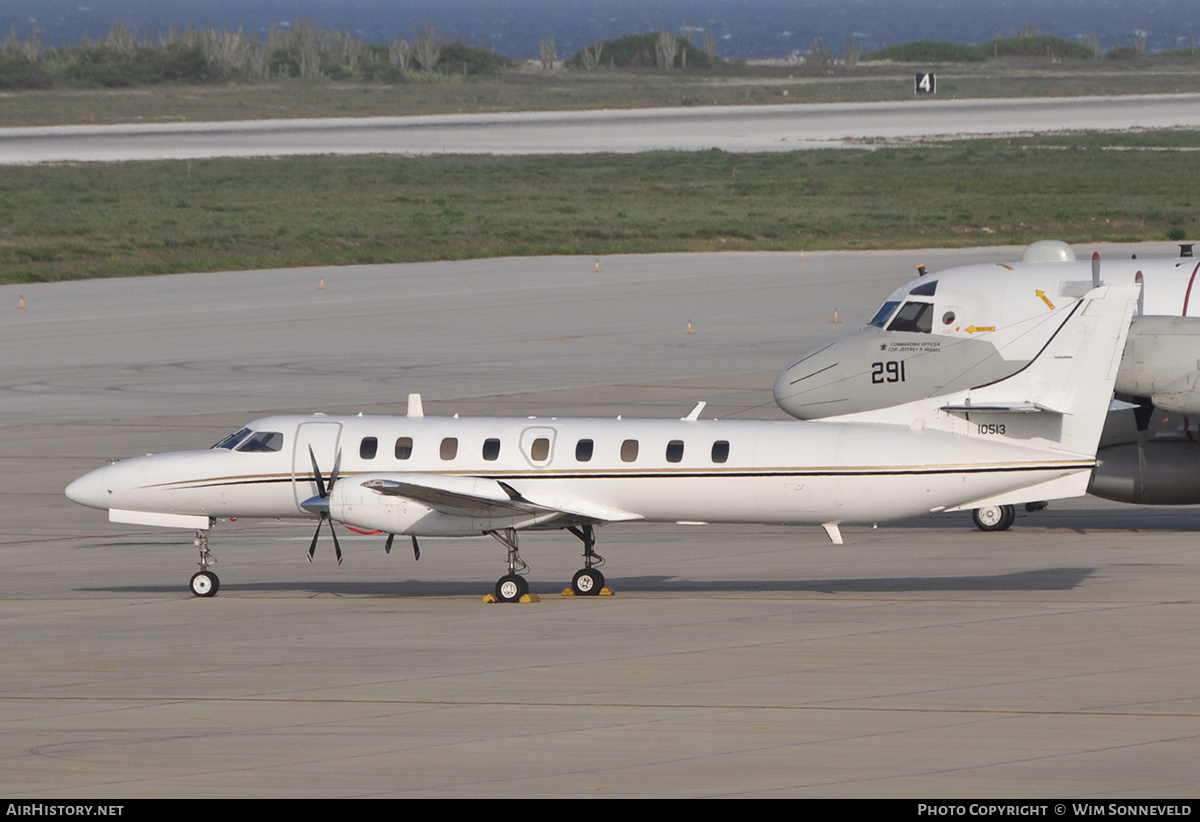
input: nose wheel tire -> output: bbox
[972,504,1015,532]
[190,570,219,597]
[571,568,605,596]
[495,574,528,603]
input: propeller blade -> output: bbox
[412,535,421,561]
[330,519,343,566]
[329,449,342,491]
[307,518,321,562]
[308,444,327,498]
[384,533,394,554]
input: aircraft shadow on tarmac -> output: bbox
[79,567,1095,598]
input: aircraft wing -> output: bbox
[361,474,643,523]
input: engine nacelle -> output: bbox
[1089,440,1200,505]
[327,475,546,536]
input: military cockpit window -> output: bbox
[869,301,900,328]
[887,301,933,334]
[360,437,378,460]
[395,437,413,460]
[236,431,283,452]
[909,279,937,297]
[212,427,252,450]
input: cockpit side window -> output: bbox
[236,431,284,452]
[909,279,937,297]
[887,301,933,333]
[212,427,252,450]
[869,301,900,328]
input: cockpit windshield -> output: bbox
[212,427,252,450]
[870,301,900,328]
[210,428,284,452]
[237,431,283,452]
[887,301,934,333]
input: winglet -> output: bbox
[407,393,424,418]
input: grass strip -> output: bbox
[2,132,1198,283]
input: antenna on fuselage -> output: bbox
[1092,251,1102,288]
[407,393,424,418]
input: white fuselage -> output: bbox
[67,413,1094,536]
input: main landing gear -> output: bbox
[567,524,605,596]
[486,524,609,602]
[190,520,219,597]
[488,528,531,603]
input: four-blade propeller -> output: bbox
[304,445,343,565]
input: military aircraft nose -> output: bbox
[773,342,846,420]
[65,465,110,510]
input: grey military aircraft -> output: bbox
[774,240,1200,530]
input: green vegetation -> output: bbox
[0,20,512,89]
[565,32,720,70]
[863,41,987,63]
[2,131,1198,283]
[981,35,1095,59]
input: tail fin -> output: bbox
[831,284,1139,459]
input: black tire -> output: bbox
[495,574,525,603]
[571,568,604,596]
[190,571,219,597]
[972,504,1015,532]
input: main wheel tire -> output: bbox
[571,568,605,596]
[496,574,525,603]
[190,571,219,597]
[972,504,1015,532]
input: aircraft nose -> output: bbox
[65,465,110,510]
[773,342,846,420]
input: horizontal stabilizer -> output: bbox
[939,401,1058,415]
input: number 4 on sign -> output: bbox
[915,73,935,94]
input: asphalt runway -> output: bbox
[4,94,1200,162]
[5,244,1200,797]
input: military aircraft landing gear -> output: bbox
[190,520,219,597]
[488,528,529,602]
[972,504,1016,532]
[567,524,605,596]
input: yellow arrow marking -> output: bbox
[1036,289,1056,310]
[965,326,996,334]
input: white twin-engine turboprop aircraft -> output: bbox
[67,284,1138,601]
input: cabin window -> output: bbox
[887,301,933,334]
[395,437,413,460]
[440,437,458,460]
[575,439,594,462]
[360,437,378,460]
[483,438,501,461]
[869,301,900,328]
[621,439,639,462]
[530,437,550,462]
[666,440,684,463]
[236,431,283,453]
[711,440,730,463]
[212,427,252,450]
